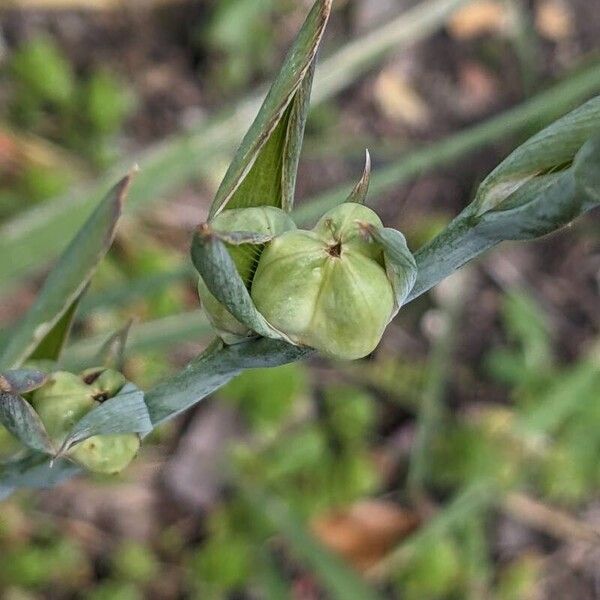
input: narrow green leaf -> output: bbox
[58,382,151,455]
[0,392,54,454]
[94,320,133,372]
[0,369,48,394]
[345,150,371,205]
[474,95,600,215]
[145,337,311,426]
[0,453,79,492]
[574,134,600,205]
[0,174,131,370]
[409,103,600,302]
[28,288,85,363]
[209,0,331,217]
[191,227,293,343]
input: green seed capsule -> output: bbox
[0,425,24,462]
[251,203,395,360]
[70,434,141,475]
[30,371,139,474]
[30,371,93,439]
[198,206,296,343]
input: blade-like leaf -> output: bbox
[0,392,54,454]
[474,95,600,215]
[191,227,293,343]
[409,166,589,301]
[58,382,151,455]
[209,0,331,217]
[145,337,311,426]
[0,453,79,492]
[0,174,132,369]
[0,369,48,394]
[28,287,85,363]
[94,320,133,372]
[345,150,371,205]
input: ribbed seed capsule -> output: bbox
[251,203,396,360]
[30,370,139,475]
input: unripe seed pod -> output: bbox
[81,367,127,401]
[0,425,23,462]
[251,203,396,360]
[30,371,139,474]
[198,206,296,343]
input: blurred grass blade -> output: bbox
[191,227,292,342]
[63,311,212,371]
[0,392,54,454]
[0,0,469,288]
[28,289,84,363]
[58,382,151,454]
[517,356,600,435]
[474,96,600,215]
[244,488,384,600]
[209,0,331,217]
[0,175,131,369]
[0,369,47,394]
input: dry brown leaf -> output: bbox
[373,70,430,128]
[535,0,575,41]
[449,0,509,39]
[457,61,499,115]
[311,500,420,573]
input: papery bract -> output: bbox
[198,206,296,344]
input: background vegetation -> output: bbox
[0,0,599,598]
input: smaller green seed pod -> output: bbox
[70,434,141,475]
[197,206,296,343]
[30,371,93,438]
[81,367,127,400]
[251,203,396,360]
[0,425,24,462]
[30,371,139,475]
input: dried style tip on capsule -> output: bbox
[30,370,139,475]
[197,206,297,344]
[251,203,396,360]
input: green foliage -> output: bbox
[111,541,159,584]
[203,0,277,93]
[9,36,75,112]
[395,536,463,600]
[0,537,89,590]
